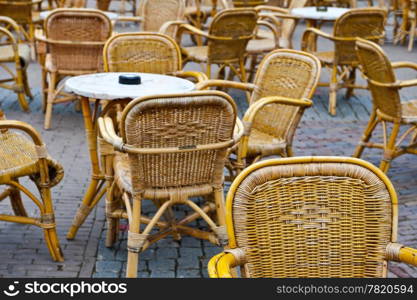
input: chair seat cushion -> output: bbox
[401,100,417,123]
[182,46,208,62]
[0,44,31,68]
[247,38,276,54]
[246,128,287,157]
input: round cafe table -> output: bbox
[64,72,195,239]
[291,6,350,27]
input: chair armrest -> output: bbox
[367,78,417,89]
[159,20,188,36]
[208,252,243,278]
[195,79,256,92]
[256,19,279,47]
[387,242,417,267]
[391,61,417,71]
[0,120,44,146]
[255,6,290,14]
[172,70,208,83]
[97,116,124,151]
[114,16,143,25]
[178,24,254,41]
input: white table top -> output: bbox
[39,10,118,20]
[291,7,350,21]
[65,72,195,100]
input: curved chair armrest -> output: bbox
[208,252,241,278]
[114,16,143,26]
[367,78,417,89]
[391,61,417,71]
[195,79,256,92]
[255,19,279,46]
[172,70,208,83]
[0,120,44,146]
[0,16,22,34]
[255,6,290,14]
[399,247,417,266]
[178,24,254,41]
[159,20,188,36]
[97,116,124,151]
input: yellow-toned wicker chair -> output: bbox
[185,0,221,31]
[301,8,386,115]
[179,8,257,81]
[394,0,417,51]
[116,0,186,38]
[0,110,64,262]
[208,156,417,278]
[98,91,241,278]
[353,39,417,173]
[196,49,321,176]
[36,8,112,129]
[0,0,43,44]
[0,17,33,112]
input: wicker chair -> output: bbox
[208,156,417,278]
[0,110,64,262]
[36,8,112,129]
[0,0,42,44]
[301,8,386,115]
[196,49,321,176]
[353,39,417,173]
[116,0,186,38]
[179,8,257,82]
[0,17,33,112]
[98,91,241,278]
[393,0,417,51]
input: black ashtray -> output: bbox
[316,6,328,12]
[119,74,141,85]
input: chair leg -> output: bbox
[105,182,120,248]
[408,22,416,52]
[41,68,48,113]
[126,195,142,278]
[22,68,33,99]
[213,188,226,226]
[353,110,379,158]
[9,184,28,217]
[15,65,29,112]
[329,65,338,116]
[44,72,57,130]
[380,122,400,173]
[345,67,356,99]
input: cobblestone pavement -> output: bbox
[1,9,417,278]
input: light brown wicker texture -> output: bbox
[0,17,33,112]
[0,110,64,262]
[180,8,257,83]
[393,0,417,51]
[37,8,112,129]
[98,91,240,277]
[116,0,186,39]
[196,49,321,177]
[353,38,417,173]
[302,8,386,115]
[208,157,417,278]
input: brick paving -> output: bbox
[1,7,417,278]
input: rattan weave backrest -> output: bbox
[333,8,386,65]
[103,33,181,74]
[45,9,112,71]
[121,92,237,191]
[139,0,185,36]
[0,0,32,25]
[228,157,396,278]
[250,50,320,142]
[208,8,257,63]
[355,39,401,119]
[279,0,308,48]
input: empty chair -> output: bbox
[196,49,321,177]
[0,17,33,111]
[209,157,417,277]
[98,91,241,277]
[353,38,417,173]
[37,8,112,129]
[301,8,386,115]
[0,110,64,262]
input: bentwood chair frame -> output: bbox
[196,49,321,177]
[394,0,417,51]
[35,8,112,129]
[208,156,417,278]
[0,111,64,262]
[0,17,33,111]
[98,91,242,278]
[353,38,417,173]
[178,8,258,82]
[301,8,387,115]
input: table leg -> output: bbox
[67,97,106,240]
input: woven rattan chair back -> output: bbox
[138,0,185,36]
[250,50,320,144]
[0,0,33,26]
[103,33,181,74]
[333,8,386,65]
[120,92,237,191]
[45,9,112,71]
[207,8,257,63]
[355,39,401,120]
[227,157,397,277]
